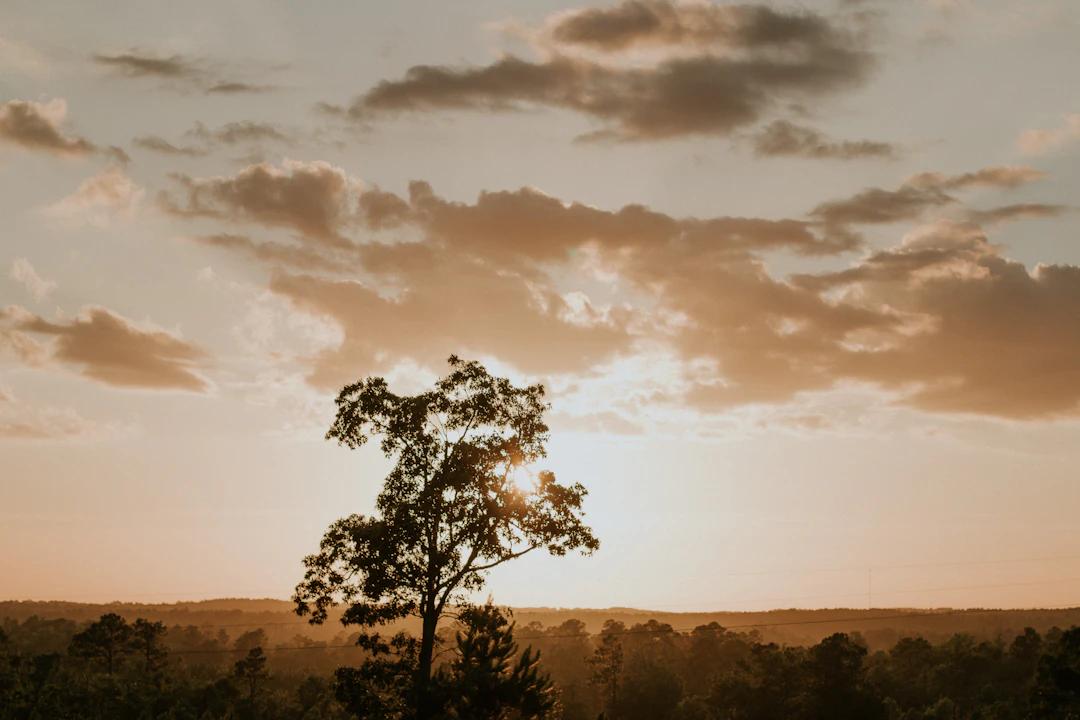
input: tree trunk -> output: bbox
[416,607,438,719]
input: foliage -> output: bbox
[6,610,1080,720]
[68,612,133,675]
[434,603,557,719]
[294,357,599,716]
[235,646,269,703]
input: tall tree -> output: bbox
[130,618,168,676]
[234,646,268,704]
[69,613,132,675]
[294,356,599,718]
[589,621,625,719]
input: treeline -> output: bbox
[6,611,1080,719]
[11,601,1080,650]
[0,613,360,719]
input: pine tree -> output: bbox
[438,603,558,720]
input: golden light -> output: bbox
[508,463,535,494]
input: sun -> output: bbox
[508,463,535,494]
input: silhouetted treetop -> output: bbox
[295,356,599,719]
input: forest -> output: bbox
[5,607,1080,719]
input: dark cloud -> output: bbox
[134,122,291,160]
[1,306,208,391]
[93,52,201,79]
[94,51,277,94]
[750,119,896,159]
[188,121,291,145]
[133,135,208,157]
[104,146,131,164]
[365,180,856,263]
[205,82,275,94]
[810,184,953,227]
[908,166,1046,191]
[164,161,854,262]
[159,161,355,245]
[344,2,873,141]
[966,203,1068,225]
[358,187,413,230]
[548,0,854,53]
[0,99,96,156]
[809,165,1045,229]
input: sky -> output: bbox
[2,0,1080,612]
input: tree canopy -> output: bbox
[294,356,599,717]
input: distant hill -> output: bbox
[7,599,1080,650]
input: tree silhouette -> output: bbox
[234,646,268,704]
[589,621,625,719]
[130,618,168,676]
[435,603,557,719]
[1032,627,1080,717]
[334,631,419,719]
[69,613,132,675]
[294,356,599,718]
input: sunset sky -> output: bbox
[3,0,1080,611]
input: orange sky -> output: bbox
[2,0,1080,610]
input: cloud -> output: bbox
[164,161,1079,419]
[810,184,953,227]
[545,0,859,54]
[907,165,1045,190]
[270,248,634,387]
[187,121,291,145]
[809,165,1045,230]
[205,82,275,94]
[159,161,356,244]
[805,222,1080,418]
[172,169,866,389]
[0,99,96,156]
[133,135,208,157]
[750,120,897,159]
[0,389,96,440]
[342,2,874,141]
[177,162,855,269]
[1017,113,1080,155]
[0,35,50,77]
[548,410,644,435]
[363,179,856,261]
[966,203,1068,225]
[1,306,209,391]
[194,233,345,272]
[46,166,144,226]
[134,121,292,160]
[10,259,56,301]
[93,51,202,79]
[94,51,278,94]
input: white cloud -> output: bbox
[0,387,94,440]
[1018,114,1080,155]
[0,35,49,77]
[9,258,56,301]
[45,165,144,227]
